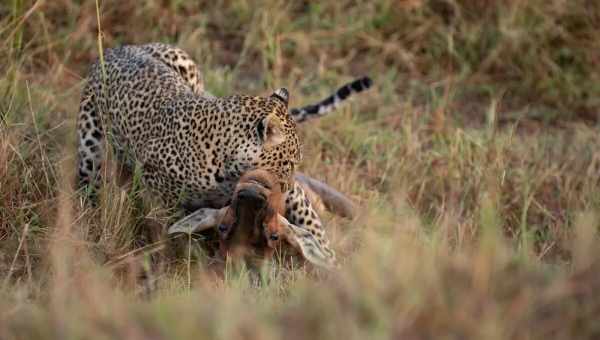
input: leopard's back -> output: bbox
[77,44,299,207]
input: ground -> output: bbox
[1,1,600,339]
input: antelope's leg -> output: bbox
[294,172,356,219]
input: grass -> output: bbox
[2,0,600,339]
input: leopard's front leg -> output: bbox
[283,181,336,267]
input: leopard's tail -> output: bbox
[290,76,372,123]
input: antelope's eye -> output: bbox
[218,224,228,234]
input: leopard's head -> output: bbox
[234,88,301,192]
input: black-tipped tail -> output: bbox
[290,76,373,123]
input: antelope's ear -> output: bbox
[270,88,289,107]
[168,207,227,235]
[257,114,285,149]
[278,215,336,269]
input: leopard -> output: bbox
[76,42,371,268]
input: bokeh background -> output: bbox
[2,1,600,339]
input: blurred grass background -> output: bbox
[2,0,600,339]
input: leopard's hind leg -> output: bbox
[140,43,209,96]
[76,84,104,193]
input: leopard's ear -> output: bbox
[279,215,336,269]
[270,88,289,107]
[258,114,285,149]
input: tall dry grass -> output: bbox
[1,0,600,339]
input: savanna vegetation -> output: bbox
[2,1,600,339]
